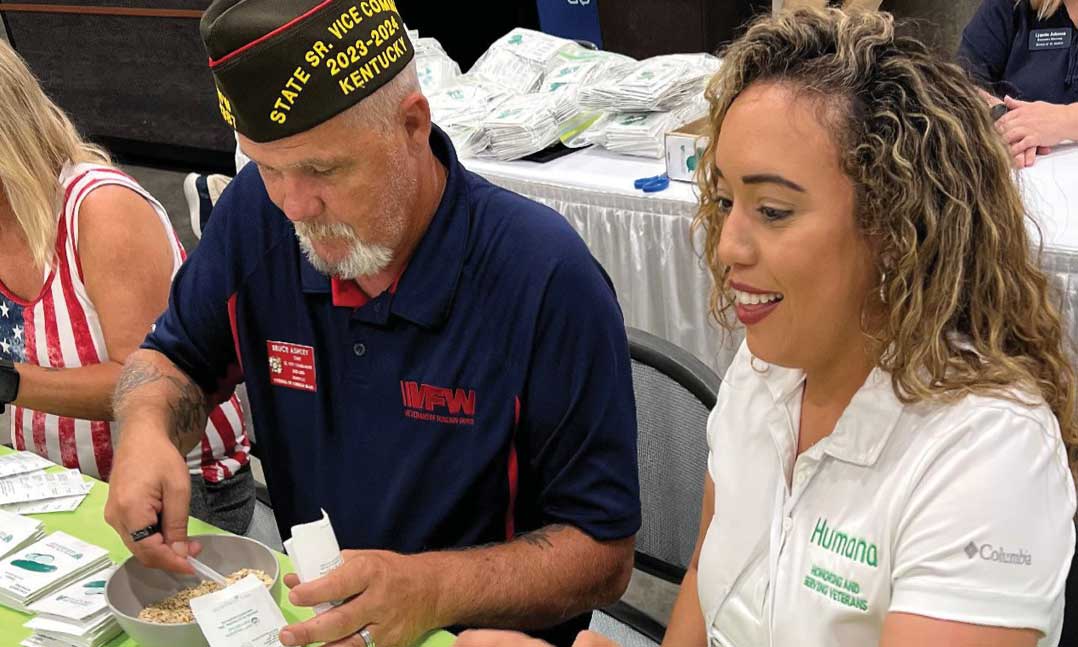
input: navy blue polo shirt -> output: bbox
[958,0,1078,103]
[143,127,640,642]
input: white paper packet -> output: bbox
[283,508,344,615]
[190,574,287,647]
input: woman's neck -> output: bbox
[804,348,874,406]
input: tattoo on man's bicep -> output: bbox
[518,524,568,550]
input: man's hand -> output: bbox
[103,428,199,574]
[453,630,619,647]
[279,549,441,647]
[106,350,210,575]
[998,96,1075,158]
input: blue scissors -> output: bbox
[634,173,670,193]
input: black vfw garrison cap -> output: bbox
[201,0,414,142]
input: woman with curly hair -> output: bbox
[456,8,1077,647]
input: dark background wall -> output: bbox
[0,0,985,167]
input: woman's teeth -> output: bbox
[732,289,783,305]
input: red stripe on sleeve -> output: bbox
[505,396,521,541]
[227,293,244,373]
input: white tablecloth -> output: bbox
[464,144,1078,377]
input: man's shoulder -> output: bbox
[192,165,296,286]
[205,166,294,252]
[459,169,594,269]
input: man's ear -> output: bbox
[401,92,432,152]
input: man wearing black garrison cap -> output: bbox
[103,1,641,646]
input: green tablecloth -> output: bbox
[0,446,454,647]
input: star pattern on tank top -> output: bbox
[0,294,25,362]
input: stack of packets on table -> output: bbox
[481,91,577,160]
[188,510,345,647]
[599,98,710,159]
[21,566,120,647]
[0,531,111,613]
[578,53,720,113]
[0,452,93,514]
[468,28,577,95]
[411,30,462,94]
[0,509,45,560]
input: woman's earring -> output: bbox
[878,269,888,305]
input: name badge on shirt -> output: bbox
[266,340,317,392]
[1029,28,1072,51]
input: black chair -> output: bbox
[590,327,720,645]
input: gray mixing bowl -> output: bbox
[105,534,282,647]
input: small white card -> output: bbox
[190,575,287,647]
[0,452,54,479]
[1,493,89,515]
[0,510,44,560]
[283,509,343,615]
[28,566,115,622]
[0,470,91,505]
[0,532,109,601]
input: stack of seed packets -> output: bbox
[0,509,46,560]
[0,467,94,515]
[468,28,576,95]
[578,53,720,113]
[22,566,120,647]
[602,98,709,158]
[0,451,55,479]
[0,532,111,613]
[482,92,575,160]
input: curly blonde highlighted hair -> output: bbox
[695,9,1078,476]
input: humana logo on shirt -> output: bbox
[810,518,879,568]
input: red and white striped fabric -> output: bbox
[2,162,249,482]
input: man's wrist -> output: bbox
[413,551,458,630]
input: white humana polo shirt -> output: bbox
[698,341,1076,647]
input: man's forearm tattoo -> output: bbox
[518,524,567,550]
[114,358,207,448]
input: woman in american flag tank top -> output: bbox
[0,41,254,535]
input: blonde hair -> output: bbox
[695,9,1078,477]
[1027,0,1063,20]
[0,41,110,269]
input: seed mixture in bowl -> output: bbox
[136,568,273,624]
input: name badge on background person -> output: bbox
[1029,28,1072,51]
[266,340,317,392]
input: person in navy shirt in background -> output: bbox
[958,0,1078,167]
[102,2,640,647]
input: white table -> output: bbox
[464,144,1078,377]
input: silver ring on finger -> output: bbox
[358,627,376,647]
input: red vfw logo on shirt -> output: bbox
[400,381,475,426]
